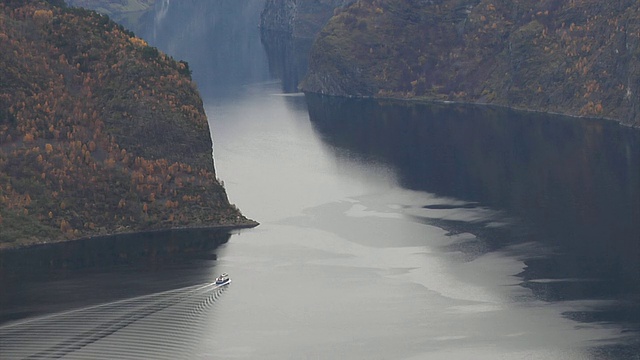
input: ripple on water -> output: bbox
[0,282,228,360]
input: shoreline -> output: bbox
[0,220,259,253]
[302,91,640,130]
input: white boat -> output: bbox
[215,273,230,285]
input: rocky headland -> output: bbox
[0,0,256,249]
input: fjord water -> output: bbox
[1,1,639,359]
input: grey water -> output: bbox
[1,0,639,359]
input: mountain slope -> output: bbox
[0,0,255,249]
[64,0,156,31]
[301,0,640,126]
[260,0,354,39]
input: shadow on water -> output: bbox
[306,94,640,347]
[0,228,231,325]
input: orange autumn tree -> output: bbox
[0,0,254,248]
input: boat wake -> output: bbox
[0,282,228,360]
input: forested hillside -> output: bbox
[301,0,640,126]
[0,0,255,249]
[65,0,155,30]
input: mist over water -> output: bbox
[137,0,269,98]
[1,1,639,359]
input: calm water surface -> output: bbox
[1,1,639,359]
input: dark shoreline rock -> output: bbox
[0,221,259,253]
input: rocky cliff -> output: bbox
[260,0,354,39]
[0,0,255,249]
[259,0,354,92]
[301,0,640,127]
[260,0,295,35]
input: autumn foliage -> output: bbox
[0,0,252,248]
[303,0,640,126]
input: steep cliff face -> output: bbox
[0,0,255,249]
[259,0,354,92]
[260,0,296,35]
[301,0,640,127]
[260,0,354,39]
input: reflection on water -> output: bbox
[0,282,229,360]
[4,0,640,357]
[0,228,231,324]
[306,94,640,345]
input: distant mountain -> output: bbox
[65,0,156,32]
[259,0,354,92]
[260,0,355,39]
[300,0,640,127]
[0,0,256,249]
